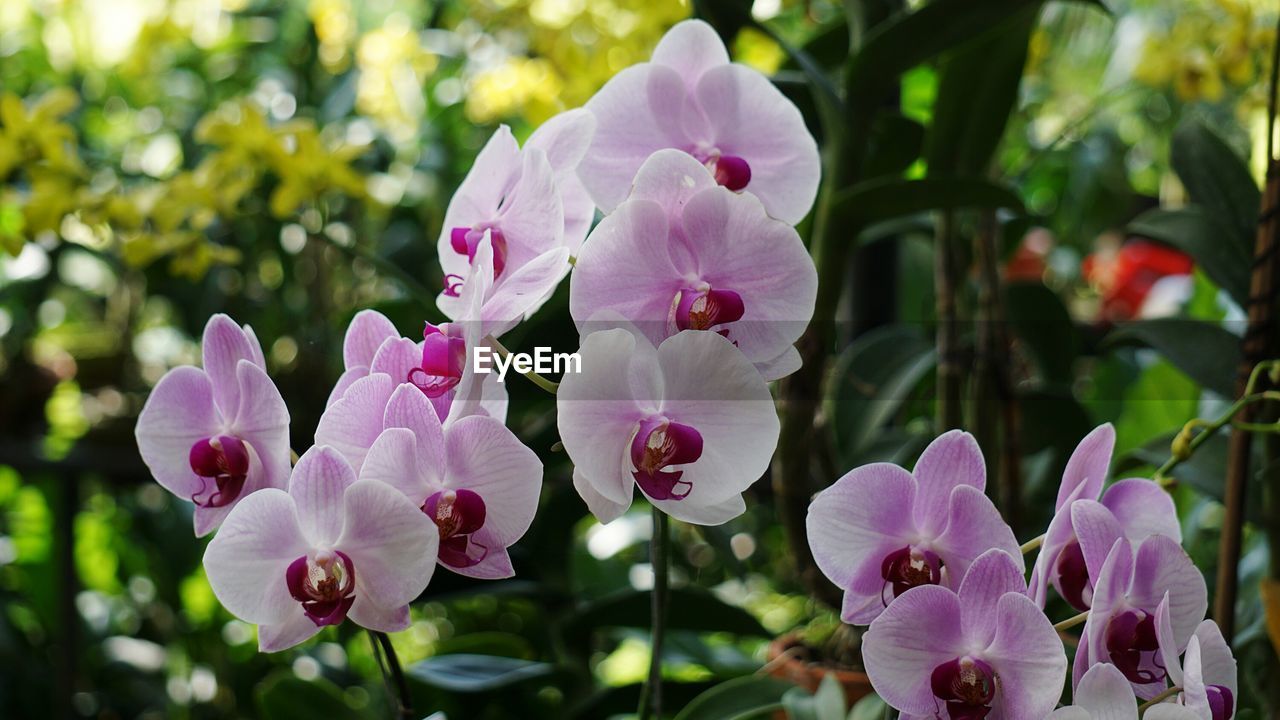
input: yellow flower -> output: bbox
[1173,46,1225,102]
[733,27,784,76]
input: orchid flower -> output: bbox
[1154,616,1238,720]
[135,315,290,536]
[359,383,542,579]
[1050,663,1199,720]
[436,110,593,322]
[203,446,437,651]
[862,549,1066,720]
[806,430,1022,625]
[1074,537,1208,699]
[1029,423,1181,611]
[569,150,817,380]
[556,328,779,525]
[579,19,820,224]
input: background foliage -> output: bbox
[2,0,1279,718]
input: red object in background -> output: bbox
[1082,240,1194,321]
[1005,227,1053,282]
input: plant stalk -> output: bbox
[935,210,963,432]
[488,336,560,394]
[638,508,670,720]
[369,631,414,720]
[1052,610,1089,632]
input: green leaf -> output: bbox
[562,587,768,644]
[926,6,1036,177]
[1004,282,1079,384]
[673,675,796,720]
[782,673,847,720]
[865,114,926,178]
[255,674,375,720]
[834,177,1024,231]
[827,325,935,467]
[406,654,554,693]
[1169,120,1260,251]
[1127,207,1251,307]
[1104,319,1241,397]
[847,693,886,720]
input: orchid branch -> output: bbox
[1153,360,1280,485]
[488,336,560,395]
[1019,534,1044,554]
[1052,610,1089,632]
[1137,686,1184,715]
[637,508,670,720]
[368,631,414,720]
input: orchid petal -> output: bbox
[1073,662,1140,720]
[910,430,986,536]
[315,373,396,473]
[955,549,1027,647]
[337,479,438,610]
[443,415,542,547]
[343,310,398,371]
[984,592,1070,720]
[862,585,966,715]
[1101,478,1181,543]
[289,446,357,546]
[202,314,261,418]
[258,611,323,652]
[1057,423,1115,510]
[135,366,219,505]
[203,488,308,625]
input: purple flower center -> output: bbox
[688,146,751,191]
[407,322,466,398]
[286,550,356,627]
[674,286,745,334]
[450,224,508,277]
[630,418,703,501]
[423,489,489,569]
[1207,685,1234,720]
[1054,539,1093,611]
[1104,608,1166,685]
[188,435,250,508]
[930,656,997,720]
[880,545,944,603]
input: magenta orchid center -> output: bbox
[407,322,466,398]
[629,418,703,501]
[188,435,250,509]
[1207,685,1235,720]
[1053,539,1092,611]
[879,545,944,604]
[286,549,356,627]
[674,286,745,333]
[423,489,489,568]
[687,145,751,192]
[450,224,508,277]
[930,656,997,720]
[1104,608,1166,685]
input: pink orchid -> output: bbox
[569,150,817,380]
[203,446,437,652]
[1155,617,1238,720]
[1050,663,1199,720]
[1029,424,1181,611]
[1074,537,1208,700]
[359,384,542,579]
[556,328,779,525]
[436,110,594,322]
[325,307,507,425]
[135,315,290,536]
[579,19,820,224]
[806,430,1022,625]
[862,549,1067,720]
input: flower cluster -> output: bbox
[134,19,820,651]
[808,425,1232,720]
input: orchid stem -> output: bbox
[1019,534,1044,554]
[1153,360,1280,484]
[638,508,670,720]
[369,631,413,720]
[1138,686,1183,715]
[1052,610,1089,632]
[309,232,439,316]
[488,336,559,395]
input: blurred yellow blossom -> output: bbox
[310,0,357,73]
[1134,1,1275,104]
[356,17,439,141]
[733,28,785,75]
[467,57,564,124]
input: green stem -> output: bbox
[487,336,559,394]
[368,631,413,720]
[1154,361,1280,483]
[1052,610,1089,632]
[1137,686,1183,715]
[1019,534,1044,555]
[638,509,670,720]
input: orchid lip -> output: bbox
[450,224,508,277]
[1104,608,1167,685]
[687,145,751,192]
[408,322,466,398]
[880,545,944,605]
[930,656,997,720]
[188,435,250,509]
[286,549,356,627]
[630,418,703,501]
[424,489,489,569]
[1053,539,1092,611]
[674,287,745,333]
